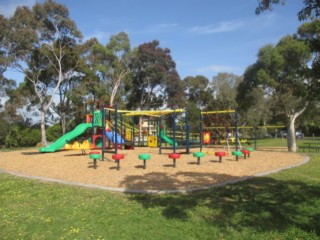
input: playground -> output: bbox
[0,147,306,192]
[0,106,308,192]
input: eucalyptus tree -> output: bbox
[256,0,320,21]
[183,75,211,109]
[2,1,83,145]
[237,35,312,152]
[83,32,132,107]
[105,32,132,107]
[127,40,183,110]
[298,20,320,99]
[0,15,14,110]
[294,19,320,135]
[209,72,241,111]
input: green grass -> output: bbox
[1,152,320,239]
[249,138,289,147]
[243,137,317,148]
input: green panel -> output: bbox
[39,123,92,153]
[159,129,178,146]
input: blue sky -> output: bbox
[1,0,305,81]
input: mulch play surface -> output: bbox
[0,147,306,192]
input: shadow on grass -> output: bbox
[119,171,241,193]
[126,175,320,236]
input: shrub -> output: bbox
[46,124,62,142]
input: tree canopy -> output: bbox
[126,40,183,110]
[238,35,312,151]
[256,0,320,21]
[2,0,83,145]
[1,0,320,149]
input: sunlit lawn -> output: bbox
[1,148,320,239]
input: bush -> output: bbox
[19,128,41,146]
[46,124,62,142]
[5,125,41,148]
[0,118,10,145]
[5,125,21,148]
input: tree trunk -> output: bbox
[109,71,127,107]
[40,110,47,146]
[287,116,297,152]
[286,102,308,152]
[61,112,66,135]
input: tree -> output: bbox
[127,40,182,110]
[237,36,312,152]
[256,0,320,21]
[2,1,83,145]
[80,32,132,108]
[183,75,211,109]
[237,87,273,128]
[0,15,15,111]
[209,73,241,111]
[105,32,132,107]
[298,20,320,99]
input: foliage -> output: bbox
[4,126,19,148]
[2,0,83,145]
[185,102,202,132]
[2,1,320,148]
[46,124,63,142]
[237,35,312,151]
[256,0,320,21]
[183,75,211,109]
[0,114,10,145]
[1,152,320,239]
[83,32,132,107]
[208,72,241,111]
[4,125,40,147]
[298,19,320,100]
[127,40,184,110]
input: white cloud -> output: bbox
[0,0,35,18]
[190,20,244,34]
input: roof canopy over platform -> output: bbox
[105,108,185,117]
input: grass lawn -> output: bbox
[242,137,318,148]
[1,151,320,239]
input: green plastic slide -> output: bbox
[159,129,178,146]
[39,123,92,153]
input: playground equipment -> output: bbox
[64,139,90,151]
[200,109,243,153]
[200,109,237,148]
[89,151,101,168]
[38,101,128,154]
[193,152,205,165]
[138,153,151,169]
[241,149,251,159]
[159,126,177,146]
[232,150,243,161]
[215,151,226,162]
[148,136,158,147]
[39,123,92,153]
[37,98,263,174]
[112,153,125,170]
[168,153,181,167]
